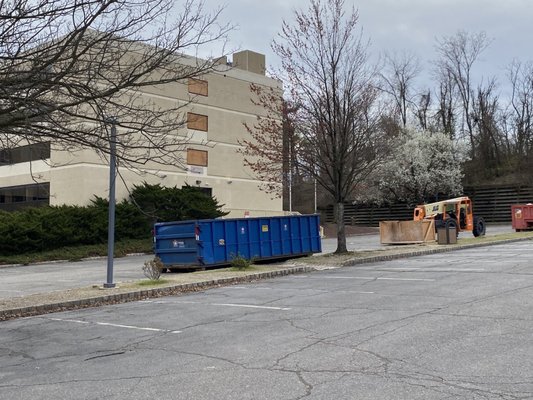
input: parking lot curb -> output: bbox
[342,236,533,267]
[0,266,313,321]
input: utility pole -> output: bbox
[104,117,117,288]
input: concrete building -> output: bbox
[0,50,283,218]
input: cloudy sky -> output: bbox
[202,0,533,91]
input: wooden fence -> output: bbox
[321,185,533,226]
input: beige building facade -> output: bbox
[0,50,283,218]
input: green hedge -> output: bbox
[0,183,227,255]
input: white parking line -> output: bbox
[376,277,435,282]
[362,267,485,272]
[47,317,181,333]
[212,303,291,311]
[163,300,291,311]
[323,276,376,280]
[336,291,375,294]
[49,318,88,324]
[222,287,375,295]
[311,276,435,282]
[358,267,421,271]
[420,268,485,272]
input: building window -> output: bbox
[0,142,51,165]
[187,149,208,167]
[0,183,50,211]
[187,112,208,131]
[184,186,212,197]
[188,78,208,96]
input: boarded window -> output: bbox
[188,78,208,96]
[183,186,212,196]
[187,112,208,131]
[187,149,208,167]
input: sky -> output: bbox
[202,0,533,93]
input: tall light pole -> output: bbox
[288,167,292,213]
[104,117,117,288]
[314,176,317,214]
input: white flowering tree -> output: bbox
[374,129,469,205]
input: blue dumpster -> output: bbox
[154,214,322,269]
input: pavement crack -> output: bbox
[0,375,165,389]
[160,349,249,369]
[272,339,324,369]
[177,318,230,331]
[84,351,126,361]
[441,282,533,314]
[293,371,313,399]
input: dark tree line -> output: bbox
[379,31,533,185]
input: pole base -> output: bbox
[103,283,116,289]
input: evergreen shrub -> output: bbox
[0,183,228,255]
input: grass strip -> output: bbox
[0,238,153,265]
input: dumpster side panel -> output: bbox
[258,219,270,258]
[300,217,310,253]
[224,220,238,262]
[271,218,282,256]
[280,217,291,254]
[214,221,227,263]
[291,218,302,254]
[154,222,198,266]
[249,219,261,259]
[196,221,211,265]
[236,220,251,259]
[311,215,321,252]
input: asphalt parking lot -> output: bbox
[1,241,532,399]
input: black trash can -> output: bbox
[437,227,457,244]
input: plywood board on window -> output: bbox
[188,78,208,96]
[187,112,208,131]
[187,149,208,167]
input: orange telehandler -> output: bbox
[413,196,486,237]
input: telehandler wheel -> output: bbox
[473,216,486,237]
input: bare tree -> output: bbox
[434,31,491,150]
[379,50,420,128]
[415,89,431,131]
[471,79,505,180]
[272,0,383,253]
[508,60,533,164]
[239,84,299,199]
[434,70,457,138]
[0,0,231,169]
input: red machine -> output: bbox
[511,204,533,232]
